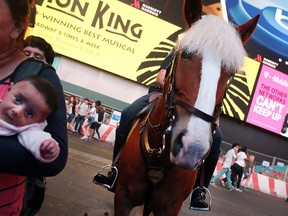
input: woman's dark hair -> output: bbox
[240,146,248,153]
[69,95,77,106]
[96,100,101,106]
[5,0,30,50]
[23,36,55,64]
[20,76,60,114]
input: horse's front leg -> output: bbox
[149,168,198,216]
[114,129,149,216]
[114,192,133,216]
[114,168,149,216]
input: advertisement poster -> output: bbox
[30,0,181,83]
[222,57,260,121]
[246,65,288,135]
[222,0,288,137]
[30,1,225,85]
[222,0,288,73]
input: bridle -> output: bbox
[143,51,228,158]
[140,49,233,186]
[164,52,223,128]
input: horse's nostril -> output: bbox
[171,134,210,170]
[171,129,187,157]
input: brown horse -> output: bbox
[115,0,259,215]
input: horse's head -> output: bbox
[166,0,259,170]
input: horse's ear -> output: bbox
[183,0,203,28]
[237,14,260,45]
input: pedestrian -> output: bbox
[243,154,255,191]
[231,146,249,192]
[88,100,104,141]
[73,98,89,135]
[210,143,240,190]
[66,95,77,132]
[0,1,68,215]
[81,101,97,140]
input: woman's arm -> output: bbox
[0,67,68,176]
[156,69,166,87]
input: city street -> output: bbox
[37,132,288,216]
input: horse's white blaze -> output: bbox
[181,53,221,157]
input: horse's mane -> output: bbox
[176,15,246,73]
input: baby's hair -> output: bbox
[18,76,59,114]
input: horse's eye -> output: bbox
[181,51,191,59]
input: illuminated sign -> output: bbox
[222,0,288,137]
[30,0,180,82]
[222,0,288,73]
[246,65,288,134]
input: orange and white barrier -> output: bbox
[98,124,116,144]
[247,172,288,198]
[214,159,288,198]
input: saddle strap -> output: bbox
[198,165,205,188]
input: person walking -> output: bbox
[210,143,240,190]
[231,146,249,192]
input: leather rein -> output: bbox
[142,52,225,158]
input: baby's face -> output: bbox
[0,81,50,126]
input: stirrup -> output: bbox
[189,186,212,211]
[93,165,118,190]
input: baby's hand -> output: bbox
[40,139,60,161]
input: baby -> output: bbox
[0,76,60,162]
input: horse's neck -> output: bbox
[143,96,172,162]
[148,96,169,135]
[152,96,166,117]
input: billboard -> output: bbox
[221,0,288,138]
[246,65,288,135]
[222,0,288,73]
[30,0,182,84]
[30,1,226,85]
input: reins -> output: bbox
[142,48,234,161]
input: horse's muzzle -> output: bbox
[170,130,210,170]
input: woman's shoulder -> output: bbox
[11,58,56,83]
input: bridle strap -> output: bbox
[175,100,217,123]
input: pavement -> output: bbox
[37,132,288,216]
